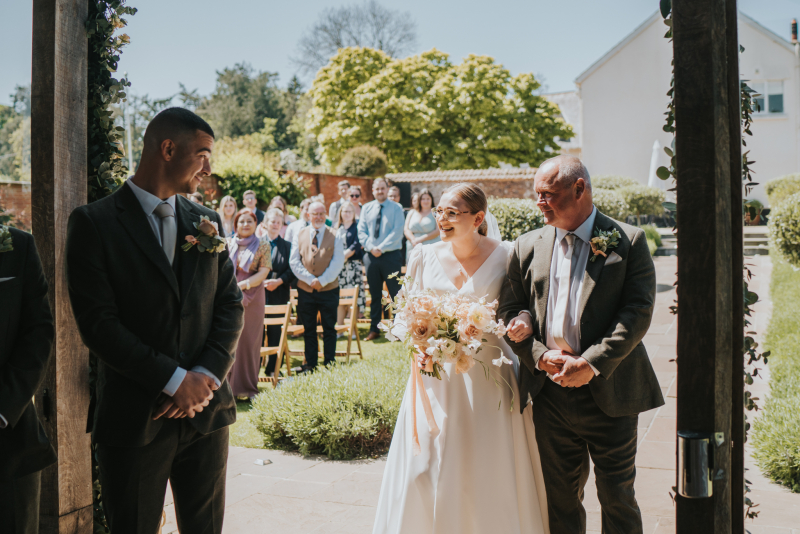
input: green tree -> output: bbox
[307,47,573,172]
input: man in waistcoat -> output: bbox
[289,201,345,371]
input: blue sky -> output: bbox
[1,0,798,106]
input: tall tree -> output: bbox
[292,1,417,77]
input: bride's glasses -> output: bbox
[433,208,472,222]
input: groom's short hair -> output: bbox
[143,107,215,149]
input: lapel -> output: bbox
[116,183,180,298]
[175,196,200,307]
[577,210,615,320]
[532,226,556,337]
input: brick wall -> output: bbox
[407,179,536,202]
[0,180,32,231]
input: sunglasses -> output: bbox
[350,194,361,198]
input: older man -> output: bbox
[357,178,405,340]
[499,155,663,534]
[290,201,345,371]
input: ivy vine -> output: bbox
[657,0,768,521]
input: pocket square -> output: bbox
[0,277,15,283]
[604,252,622,266]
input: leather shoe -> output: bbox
[365,331,381,341]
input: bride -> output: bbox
[373,183,549,534]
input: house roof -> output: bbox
[574,11,795,85]
[386,167,538,183]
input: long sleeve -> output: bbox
[289,231,315,286]
[317,234,345,287]
[357,209,370,250]
[377,203,405,252]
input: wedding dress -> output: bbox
[372,241,549,534]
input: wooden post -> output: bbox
[673,0,739,532]
[31,0,92,532]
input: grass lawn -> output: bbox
[230,325,401,449]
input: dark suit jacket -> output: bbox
[0,228,57,480]
[265,235,295,306]
[254,208,265,225]
[498,210,664,417]
[66,182,244,447]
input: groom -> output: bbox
[499,155,664,534]
[66,108,244,534]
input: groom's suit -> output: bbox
[499,209,664,534]
[66,182,244,534]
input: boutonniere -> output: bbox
[0,225,12,253]
[589,227,621,262]
[182,216,226,254]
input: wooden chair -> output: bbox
[259,304,295,386]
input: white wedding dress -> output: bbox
[372,241,549,534]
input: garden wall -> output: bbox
[406,179,536,201]
[0,180,32,230]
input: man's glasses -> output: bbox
[433,208,472,222]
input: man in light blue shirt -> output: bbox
[357,178,405,339]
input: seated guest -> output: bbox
[289,201,345,371]
[357,177,404,341]
[328,179,351,221]
[227,209,271,400]
[217,194,238,237]
[284,198,312,246]
[335,201,366,325]
[262,208,296,376]
[0,227,56,533]
[242,189,265,224]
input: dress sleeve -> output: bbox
[254,240,272,271]
[406,245,425,291]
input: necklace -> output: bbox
[455,235,482,276]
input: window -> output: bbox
[751,81,784,114]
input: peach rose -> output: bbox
[409,316,437,347]
[198,218,219,236]
[458,322,481,342]
[414,295,437,317]
[454,350,475,374]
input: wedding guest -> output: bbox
[357,177,404,341]
[328,179,351,220]
[335,201,366,325]
[284,198,312,246]
[403,188,440,263]
[188,192,204,204]
[262,208,295,376]
[265,195,296,238]
[227,209,272,400]
[387,185,401,205]
[0,227,56,534]
[348,185,364,218]
[242,189,265,224]
[410,192,420,211]
[290,201,345,371]
[216,195,238,237]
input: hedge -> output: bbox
[752,257,800,492]
[765,174,800,206]
[591,189,629,220]
[593,175,640,190]
[250,346,408,460]
[768,192,800,267]
[487,197,545,241]
[617,185,666,218]
[336,145,388,178]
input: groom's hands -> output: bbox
[153,371,217,419]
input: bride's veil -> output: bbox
[484,210,503,241]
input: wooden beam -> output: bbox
[31,0,92,532]
[673,0,737,532]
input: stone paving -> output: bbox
[161,255,799,534]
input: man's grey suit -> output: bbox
[498,210,664,534]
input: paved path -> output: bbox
[161,256,799,534]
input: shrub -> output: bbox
[641,224,662,255]
[250,346,408,460]
[591,189,629,220]
[752,258,800,492]
[765,174,800,206]
[214,148,308,207]
[336,145,388,178]
[617,185,666,219]
[592,175,640,190]
[487,197,545,241]
[768,192,800,267]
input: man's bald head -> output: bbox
[142,107,215,152]
[534,155,594,231]
[536,155,591,191]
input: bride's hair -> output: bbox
[443,183,488,236]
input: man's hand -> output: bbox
[371,248,383,257]
[264,278,283,292]
[539,350,571,375]
[170,371,216,418]
[552,356,595,388]
[152,397,188,420]
[506,313,533,343]
[310,278,323,291]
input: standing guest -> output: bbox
[335,201,366,325]
[403,188,440,263]
[217,195,238,237]
[284,198,312,246]
[227,209,272,400]
[242,189,265,224]
[290,201,345,371]
[66,108,244,534]
[188,192,204,204]
[328,180,351,221]
[348,185,364,218]
[0,227,56,534]
[265,196,296,238]
[410,192,420,211]
[357,177,404,341]
[262,208,295,376]
[387,185,402,205]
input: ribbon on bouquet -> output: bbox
[410,358,439,456]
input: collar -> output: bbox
[555,206,597,245]
[127,177,176,217]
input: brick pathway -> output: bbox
[161,256,799,534]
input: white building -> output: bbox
[548,11,800,205]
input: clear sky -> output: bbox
[1,0,798,106]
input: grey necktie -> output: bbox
[552,233,575,353]
[154,202,176,266]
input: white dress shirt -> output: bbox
[127,178,220,396]
[284,219,309,248]
[289,225,346,287]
